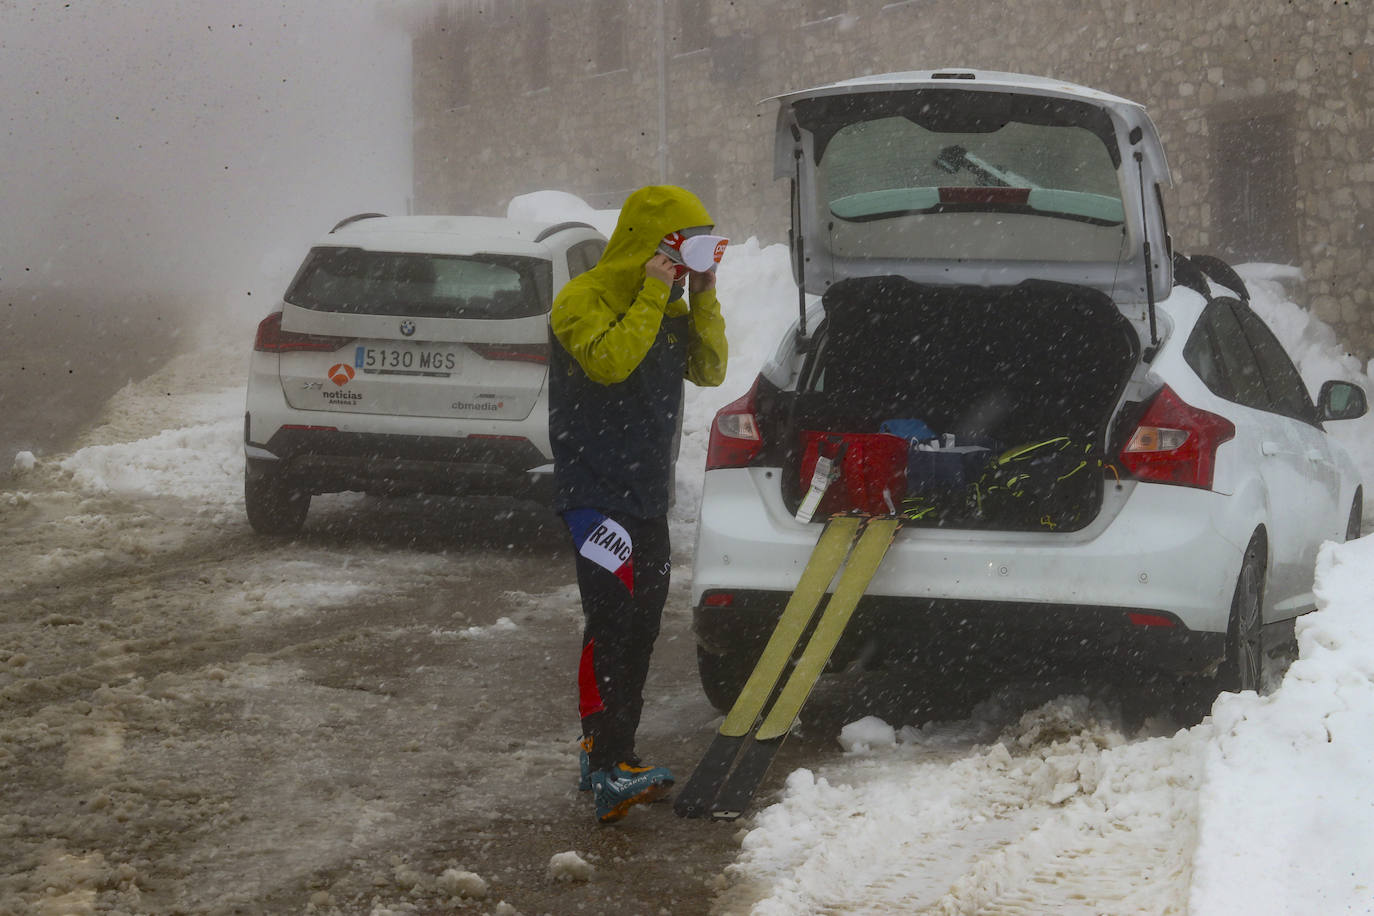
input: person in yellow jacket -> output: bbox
[549,185,728,824]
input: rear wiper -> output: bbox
[934,145,1038,190]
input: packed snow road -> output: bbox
[1,341,1364,915]
[0,347,748,914]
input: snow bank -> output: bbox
[1188,535,1374,915]
[59,417,243,505]
[721,696,1205,913]
[505,189,619,240]
[52,347,247,507]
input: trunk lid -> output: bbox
[770,70,1173,313]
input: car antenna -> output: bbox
[1133,145,1160,352]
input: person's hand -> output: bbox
[688,268,716,295]
[645,253,677,286]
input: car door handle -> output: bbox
[1260,440,1281,457]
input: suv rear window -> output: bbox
[284,247,553,319]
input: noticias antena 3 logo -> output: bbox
[328,363,355,386]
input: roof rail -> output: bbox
[534,221,596,243]
[330,212,387,233]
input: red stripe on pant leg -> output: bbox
[578,639,605,718]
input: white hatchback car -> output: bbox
[243,213,606,534]
[691,70,1366,714]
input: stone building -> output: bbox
[411,0,1374,357]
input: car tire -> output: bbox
[1218,533,1266,695]
[696,645,753,713]
[1172,533,1266,724]
[245,461,311,535]
[1346,491,1363,541]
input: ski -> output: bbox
[708,517,902,821]
[674,515,866,818]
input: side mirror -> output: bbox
[1318,380,1368,422]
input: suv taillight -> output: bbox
[705,375,763,471]
[253,312,353,353]
[1119,385,1234,489]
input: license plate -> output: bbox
[354,345,457,377]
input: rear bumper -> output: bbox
[246,426,553,500]
[691,466,1247,665]
[694,589,1226,678]
[244,348,554,500]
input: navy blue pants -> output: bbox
[562,509,671,772]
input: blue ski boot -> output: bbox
[590,760,674,824]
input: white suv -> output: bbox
[243,214,605,534]
[691,70,1366,713]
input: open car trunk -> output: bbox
[779,276,1141,531]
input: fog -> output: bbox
[1,0,413,301]
[1,0,413,458]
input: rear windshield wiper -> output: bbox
[934,145,1038,190]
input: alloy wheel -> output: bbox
[1228,540,1264,693]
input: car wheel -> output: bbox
[1219,534,1265,695]
[696,645,754,713]
[1346,491,1363,541]
[244,462,311,535]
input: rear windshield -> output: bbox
[795,90,1128,264]
[284,247,553,319]
[822,117,1123,224]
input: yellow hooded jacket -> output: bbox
[548,185,729,517]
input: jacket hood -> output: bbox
[593,185,714,301]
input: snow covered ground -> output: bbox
[5,191,1374,914]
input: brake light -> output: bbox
[1119,385,1234,489]
[1127,612,1178,628]
[939,187,1030,205]
[253,312,353,353]
[702,592,734,607]
[706,376,764,471]
[468,343,549,365]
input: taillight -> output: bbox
[705,375,763,471]
[467,342,549,365]
[1119,385,1234,489]
[253,312,352,353]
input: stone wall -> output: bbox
[412,0,1374,358]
